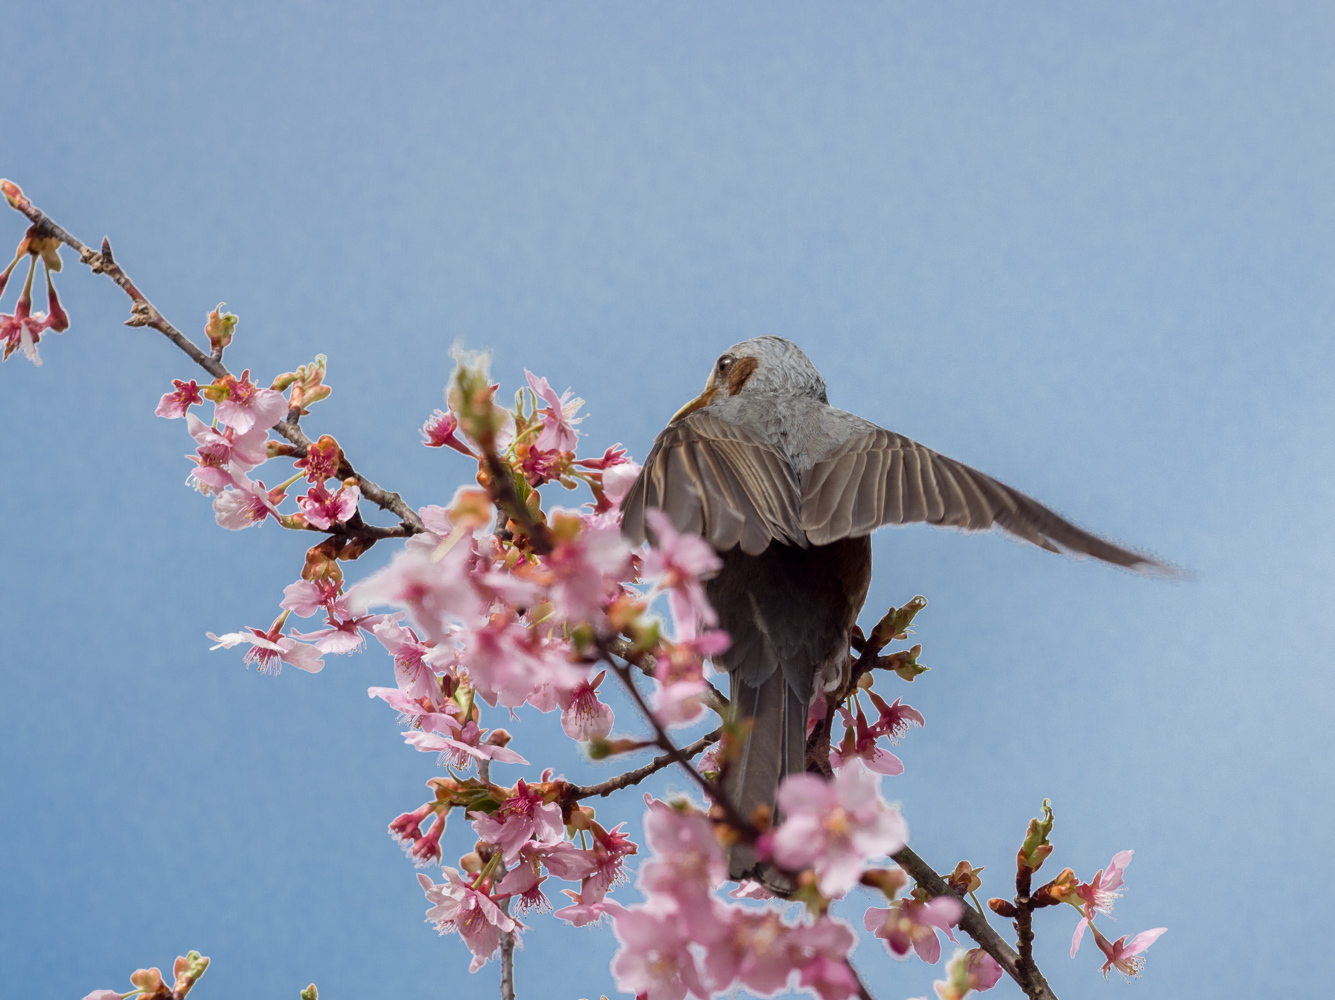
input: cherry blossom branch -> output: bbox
[567,728,721,800]
[891,847,1059,1000]
[1,187,423,534]
[599,643,757,838]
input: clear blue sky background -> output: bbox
[2,4,1331,999]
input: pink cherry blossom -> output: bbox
[602,460,642,508]
[186,413,269,492]
[289,613,383,655]
[0,267,66,367]
[280,578,342,618]
[390,806,446,868]
[417,868,517,973]
[471,780,565,864]
[788,917,861,1000]
[830,704,904,776]
[868,692,926,743]
[212,370,287,433]
[865,896,963,964]
[557,672,614,741]
[1087,922,1166,981]
[370,620,453,705]
[582,822,638,902]
[610,907,707,1000]
[212,473,284,530]
[651,632,729,728]
[402,729,529,770]
[156,378,203,418]
[642,508,722,638]
[460,613,578,709]
[544,517,632,622]
[701,908,796,996]
[207,624,324,675]
[967,948,1003,991]
[524,370,584,452]
[421,408,477,456]
[349,543,483,646]
[1076,849,1133,918]
[554,887,625,927]
[770,763,909,897]
[636,799,727,937]
[81,991,123,1000]
[296,480,360,529]
[498,840,599,913]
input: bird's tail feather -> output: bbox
[723,671,807,891]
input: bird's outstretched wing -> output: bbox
[801,426,1164,572]
[621,412,805,555]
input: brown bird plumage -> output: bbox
[621,336,1163,887]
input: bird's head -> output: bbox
[671,336,828,422]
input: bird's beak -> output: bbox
[671,383,718,423]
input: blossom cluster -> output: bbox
[0,192,1171,1000]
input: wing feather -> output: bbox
[621,412,803,554]
[801,427,1164,571]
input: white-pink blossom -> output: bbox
[417,869,517,973]
[207,627,324,675]
[212,473,283,530]
[524,370,584,452]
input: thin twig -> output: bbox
[600,644,755,838]
[567,729,720,799]
[892,846,1059,1000]
[4,192,423,533]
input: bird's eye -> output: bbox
[716,356,733,373]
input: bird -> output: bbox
[620,336,1165,887]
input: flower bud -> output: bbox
[988,897,1018,918]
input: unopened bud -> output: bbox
[459,851,484,872]
[988,898,1018,918]
[860,867,909,899]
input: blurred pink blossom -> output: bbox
[865,896,963,964]
[770,764,909,896]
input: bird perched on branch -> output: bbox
[621,336,1165,888]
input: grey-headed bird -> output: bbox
[621,336,1163,885]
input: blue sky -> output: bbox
[2,4,1332,998]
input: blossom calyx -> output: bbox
[860,866,909,900]
[1031,867,1077,908]
[205,303,236,353]
[945,860,984,896]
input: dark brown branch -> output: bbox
[568,729,720,799]
[6,192,423,533]
[892,846,1059,1000]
